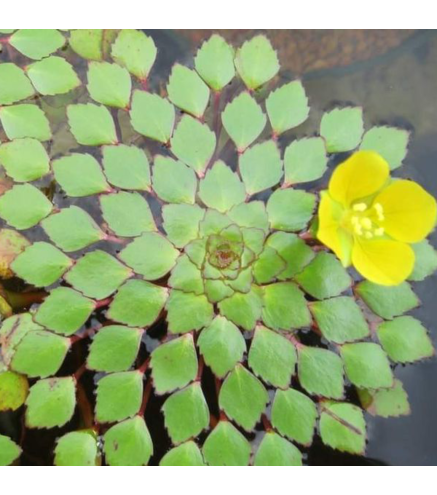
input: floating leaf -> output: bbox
[283,137,328,185]
[168,255,203,295]
[162,382,210,444]
[377,316,434,363]
[409,240,437,281]
[0,63,34,104]
[152,155,197,204]
[104,416,153,466]
[108,280,168,327]
[218,286,263,331]
[25,377,76,429]
[198,316,246,378]
[166,290,213,334]
[194,35,235,91]
[34,287,95,336]
[0,138,50,182]
[219,364,268,431]
[54,431,98,466]
[0,435,21,466]
[222,92,266,152]
[320,107,364,153]
[87,61,131,108]
[254,432,302,466]
[100,191,156,237]
[0,104,51,141]
[356,281,419,319]
[111,29,157,80]
[360,126,409,170]
[162,204,205,248]
[202,421,251,466]
[252,246,285,284]
[266,81,309,135]
[0,371,28,411]
[0,313,43,365]
[27,56,80,96]
[69,29,104,60]
[358,379,410,418]
[248,326,296,388]
[160,441,205,466]
[130,90,175,143]
[266,188,315,232]
[10,29,65,60]
[229,201,269,236]
[95,371,143,423]
[0,184,52,230]
[0,228,30,278]
[234,35,279,90]
[67,103,117,146]
[87,326,142,373]
[151,334,198,394]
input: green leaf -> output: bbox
[167,64,210,118]
[0,63,34,104]
[34,287,95,336]
[27,56,80,96]
[151,334,198,394]
[229,201,269,236]
[262,282,311,331]
[199,209,232,237]
[356,281,419,319]
[53,153,110,197]
[409,240,437,281]
[239,140,282,195]
[357,379,410,418]
[69,29,104,61]
[0,371,28,412]
[320,107,364,153]
[310,297,369,344]
[0,138,49,182]
[54,431,98,466]
[170,115,216,177]
[219,364,268,431]
[25,377,76,429]
[295,252,352,300]
[341,343,393,389]
[111,29,157,80]
[67,103,117,146]
[198,316,246,378]
[65,250,132,299]
[0,104,51,141]
[104,416,153,466]
[298,346,344,399]
[130,90,175,143]
[194,35,235,91]
[251,245,284,284]
[87,326,142,373]
[266,188,315,232]
[100,191,156,237]
[162,382,210,444]
[152,155,197,204]
[0,228,30,279]
[272,388,317,446]
[102,144,151,191]
[254,432,302,466]
[377,316,434,363]
[166,290,214,334]
[266,232,315,279]
[266,81,309,135]
[0,435,21,466]
[203,421,251,466]
[160,441,205,466]
[87,61,131,108]
[218,286,263,331]
[119,232,179,280]
[11,330,70,378]
[284,137,328,185]
[0,184,52,230]
[198,161,246,212]
[41,206,105,252]
[234,35,279,90]
[96,371,143,423]
[108,279,168,327]
[0,313,43,365]
[360,126,410,170]
[10,29,65,60]
[248,326,296,388]
[162,204,205,248]
[320,401,366,455]
[222,92,266,152]
[168,254,203,295]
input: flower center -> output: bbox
[347,202,385,239]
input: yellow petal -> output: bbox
[329,151,390,207]
[317,191,353,266]
[374,180,437,243]
[352,238,415,285]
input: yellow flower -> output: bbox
[317,151,437,286]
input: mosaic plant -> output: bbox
[0,29,436,466]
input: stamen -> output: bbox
[374,227,385,236]
[351,216,359,226]
[361,218,372,230]
[354,224,363,236]
[364,231,373,239]
[353,203,367,212]
[374,203,385,221]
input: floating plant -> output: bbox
[0,29,436,466]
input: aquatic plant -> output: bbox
[0,29,436,466]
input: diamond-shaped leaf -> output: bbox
[266,188,316,232]
[10,29,65,60]
[166,290,214,334]
[160,441,205,466]
[54,431,98,467]
[320,107,364,153]
[67,103,117,146]
[168,254,203,295]
[69,29,104,61]
[253,432,302,466]
[27,56,80,96]
[0,228,30,279]
[218,286,263,331]
[360,126,409,170]
[0,371,28,412]
[0,435,21,466]
[87,61,131,108]
[0,104,51,141]
[252,245,286,284]
[162,204,205,248]
[409,240,437,281]
[284,137,328,185]
[0,313,43,365]
[0,63,34,105]
[152,155,197,204]
[0,138,50,182]
[228,201,269,235]
[357,379,410,418]
[202,421,251,466]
